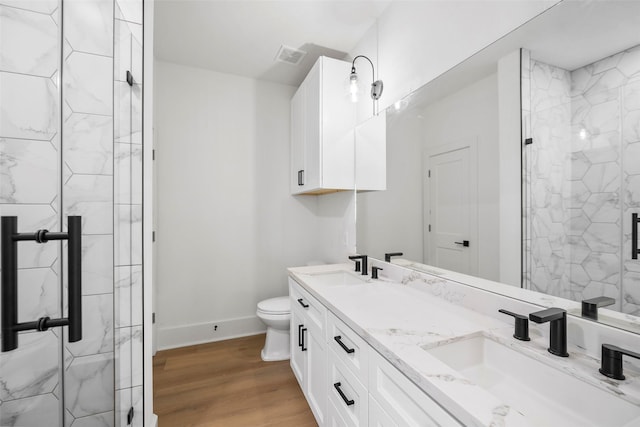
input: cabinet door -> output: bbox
[290,307,306,387]
[369,395,398,427]
[291,88,305,193]
[305,322,327,425]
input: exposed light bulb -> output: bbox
[579,128,588,140]
[394,100,402,111]
[350,71,359,103]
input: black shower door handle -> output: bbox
[1,216,82,352]
[633,213,640,260]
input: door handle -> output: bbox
[301,327,307,351]
[334,335,355,354]
[297,298,309,308]
[333,382,355,406]
[454,240,470,247]
[1,216,82,352]
[633,213,639,260]
[298,324,303,348]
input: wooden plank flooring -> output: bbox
[153,334,317,427]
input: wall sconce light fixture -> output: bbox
[349,55,383,113]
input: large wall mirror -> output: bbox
[356,0,640,334]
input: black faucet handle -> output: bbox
[529,307,566,323]
[384,252,403,263]
[498,309,530,341]
[582,296,615,320]
[600,344,640,380]
[372,266,383,279]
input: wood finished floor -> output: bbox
[153,334,317,427]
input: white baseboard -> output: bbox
[150,414,158,427]
[157,315,266,350]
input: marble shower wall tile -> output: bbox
[64,0,113,57]
[0,72,57,140]
[64,114,113,175]
[65,294,114,357]
[64,53,112,116]
[64,353,114,418]
[81,235,114,295]
[0,5,58,76]
[0,393,61,427]
[70,411,114,427]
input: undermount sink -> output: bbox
[423,335,640,427]
[303,270,369,286]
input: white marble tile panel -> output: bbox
[64,113,113,175]
[0,5,58,77]
[17,267,60,322]
[0,204,59,268]
[582,162,620,193]
[71,411,114,427]
[0,1,57,13]
[131,144,142,204]
[65,353,114,418]
[114,82,131,144]
[115,205,131,266]
[130,22,142,84]
[0,73,57,140]
[64,174,113,235]
[624,80,640,112]
[583,222,620,253]
[65,294,113,357]
[130,265,142,326]
[115,326,143,390]
[64,0,113,57]
[131,85,142,144]
[0,330,60,400]
[115,0,142,24]
[582,192,620,223]
[115,266,132,328]
[64,52,112,116]
[583,73,624,105]
[582,252,620,283]
[618,45,640,79]
[114,143,131,203]
[623,110,640,144]
[81,235,114,295]
[131,205,142,265]
[584,98,620,135]
[625,175,640,207]
[592,51,624,75]
[0,138,58,204]
[622,272,640,315]
[0,393,61,427]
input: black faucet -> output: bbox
[348,255,368,275]
[384,252,403,263]
[599,344,640,380]
[529,307,569,357]
[372,266,383,279]
[498,309,530,341]
[582,296,615,320]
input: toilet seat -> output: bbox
[257,296,290,315]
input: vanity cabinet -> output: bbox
[289,278,328,425]
[290,56,355,195]
[290,277,462,427]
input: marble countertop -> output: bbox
[288,263,640,427]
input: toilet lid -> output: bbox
[258,296,290,314]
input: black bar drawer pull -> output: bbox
[633,213,640,260]
[334,335,355,354]
[333,382,355,406]
[1,216,82,352]
[301,328,307,351]
[298,324,304,348]
[297,298,309,308]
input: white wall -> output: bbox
[154,60,327,349]
[422,74,500,281]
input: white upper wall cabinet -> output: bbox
[291,56,386,195]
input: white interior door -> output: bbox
[425,143,478,275]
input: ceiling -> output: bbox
[154,0,392,87]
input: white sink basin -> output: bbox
[424,335,640,427]
[303,270,369,287]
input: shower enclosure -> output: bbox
[0,0,144,425]
[522,45,640,316]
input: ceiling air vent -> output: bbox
[275,45,307,65]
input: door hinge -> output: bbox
[428,170,431,178]
[428,224,431,232]
[152,149,156,160]
[152,312,156,324]
[524,138,533,145]
[152,231,156,242]
[127,407,134,425]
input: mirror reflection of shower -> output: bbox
[522,44,640,316]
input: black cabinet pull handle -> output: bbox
[1,216,82,352]
[298,324,303,348]
[301,328,307,351]
[333,382,354,406]
[633,213,640,259]
[334,335,355,354]
[297,298,309,308]
[298,169,304,186]
[454,240,469,247]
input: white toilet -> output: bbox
[256,296,291,361]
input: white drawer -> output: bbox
[369,349,462,427]
[289,277,326,332]
[327,311,369,387]
[328,348,368,427]
[369,395,398,427]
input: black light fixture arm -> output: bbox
[350,54,383,103]
[351,55,377,81]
